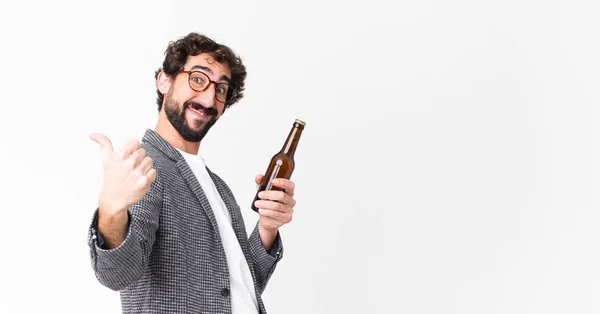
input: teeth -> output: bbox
[190,108,205,115]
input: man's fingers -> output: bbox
[138,156,153,175]
[146,168,157,184]
[254,197,294,213]
[259,208,293,224]
[136,167,157,187]
[118,139,141,160]
[126,148,146,169]
[258,190,292,204]
[272,179,295,196]
[90,133,114,161]
[254,199,283,211]
[255,174,264,189]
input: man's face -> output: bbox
[163,53,232,142]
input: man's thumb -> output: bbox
[90,133,114,161]
[255,174,264,189]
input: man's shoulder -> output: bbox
[140,141,171,162]
[139,142,179,181]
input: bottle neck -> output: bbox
[280,124,304,157]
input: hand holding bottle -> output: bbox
[254,174,296,232]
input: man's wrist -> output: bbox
[258,222,279,253]
[98,208,128,225]
[96,208,129,249]
[258,221,278,236]
[98,196,128,215]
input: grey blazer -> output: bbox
[87,129,284,314]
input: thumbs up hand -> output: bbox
[90,133,157,217]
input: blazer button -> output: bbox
[221,288,230,297]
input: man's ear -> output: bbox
[157,70,171,94]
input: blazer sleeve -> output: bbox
[248,222,284,294]
[206,169,285,294]
[87,169,163,291]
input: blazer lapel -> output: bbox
[177,160,220,234]
[207,168,257,276]
[141,129,220,234]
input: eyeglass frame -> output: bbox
[180,70,235,104]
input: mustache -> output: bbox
[184,101,218,117]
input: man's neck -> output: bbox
[154,113,201,155]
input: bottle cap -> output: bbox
[295,119,306,126]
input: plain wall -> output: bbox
[0,0,598,313]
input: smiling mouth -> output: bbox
[187,106,211,118]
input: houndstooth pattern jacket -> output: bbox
[87,129,284,314]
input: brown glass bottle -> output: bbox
[251,119,306,212]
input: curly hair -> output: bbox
[154,32,247,111]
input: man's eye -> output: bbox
[192,77,205,84]
[216,86,227,94]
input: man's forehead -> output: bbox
[186,54,231,74]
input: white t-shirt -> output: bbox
[177,148,259,314]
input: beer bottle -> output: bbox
[251,119,306,212]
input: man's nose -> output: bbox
[196,83,217,108]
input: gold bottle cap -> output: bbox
[295,119,306,126]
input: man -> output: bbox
[87,32,296,314]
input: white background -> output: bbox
[0,0,598,313]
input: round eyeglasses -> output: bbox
[181,70,234,104]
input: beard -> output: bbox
[164,91,219,143]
